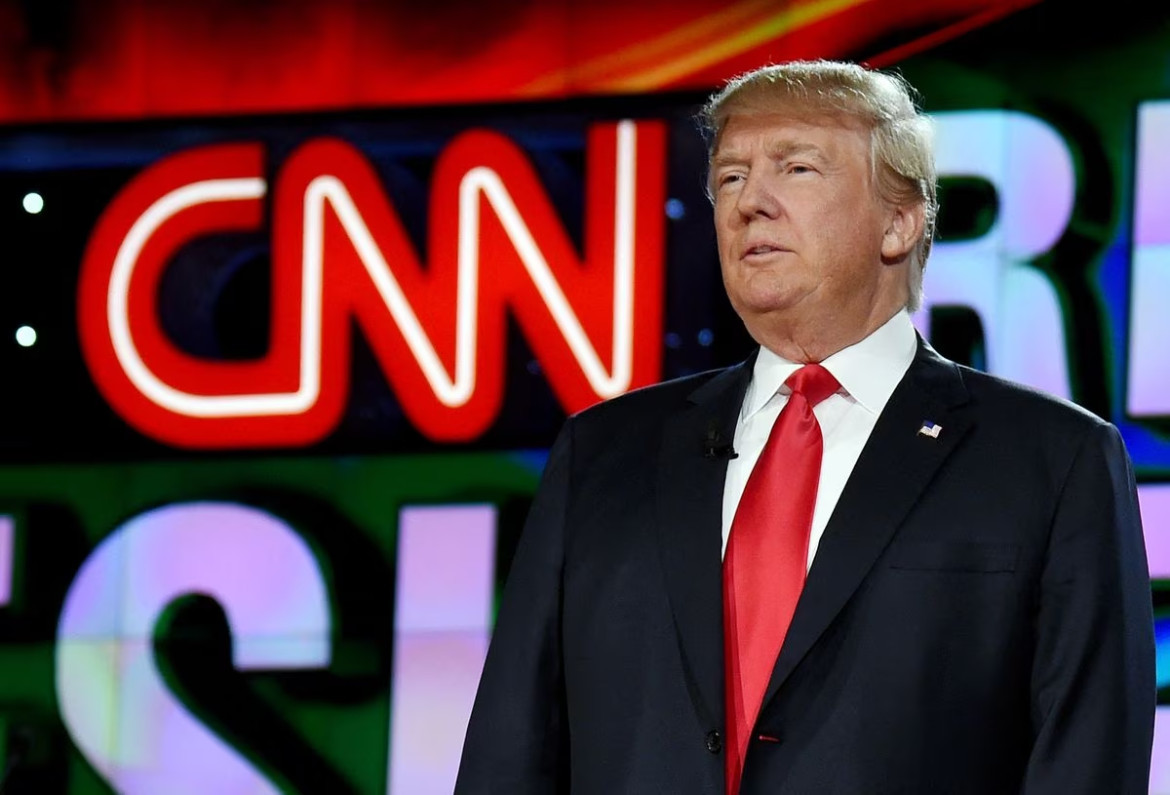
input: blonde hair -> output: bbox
[699,60,937,311]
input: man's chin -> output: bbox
[733,290,810,320]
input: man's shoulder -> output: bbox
[570,365,737,429]
[952,361,1111,436]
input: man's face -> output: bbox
[711,110,905,347]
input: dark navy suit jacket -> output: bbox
[456,340,1155,794]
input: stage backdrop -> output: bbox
[1,0,1169,791]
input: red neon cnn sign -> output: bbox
[77,121,667,448]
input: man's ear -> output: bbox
[881,201,925,262]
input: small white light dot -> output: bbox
[22,193,44,214]
[15,326,36,347]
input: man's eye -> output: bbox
[788,164,814,174]
[718,173,744,187]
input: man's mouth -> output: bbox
[743,243,786,258]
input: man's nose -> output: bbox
[734,170,781,220]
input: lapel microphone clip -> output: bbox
[703,422,738,460]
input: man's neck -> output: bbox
[751,304,906,363]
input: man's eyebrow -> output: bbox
[710,150,747,169]
[711,141,828,168]
[769,141,828,162]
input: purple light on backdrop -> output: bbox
[1136,483,1170,795]
[0,515,12,606]
[1132,102,1170,248]
[1128,102,1170,417]
[1154,708,1170,793]
[1138,483,1170,579]
[388,504,496,795]
[55,502,333,795]
[915,110,1074,399]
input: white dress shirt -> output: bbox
[721,311,918,565]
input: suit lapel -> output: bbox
[655,358,753,729]
[761,339,973,707]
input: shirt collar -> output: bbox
[741,310,918,421]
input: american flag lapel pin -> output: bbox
[917,421,942,439]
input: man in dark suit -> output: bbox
[455,60,1155,794]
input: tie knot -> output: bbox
[785,363,840,407]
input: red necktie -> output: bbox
[723,363,840,795]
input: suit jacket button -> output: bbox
[705,730,722,754]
